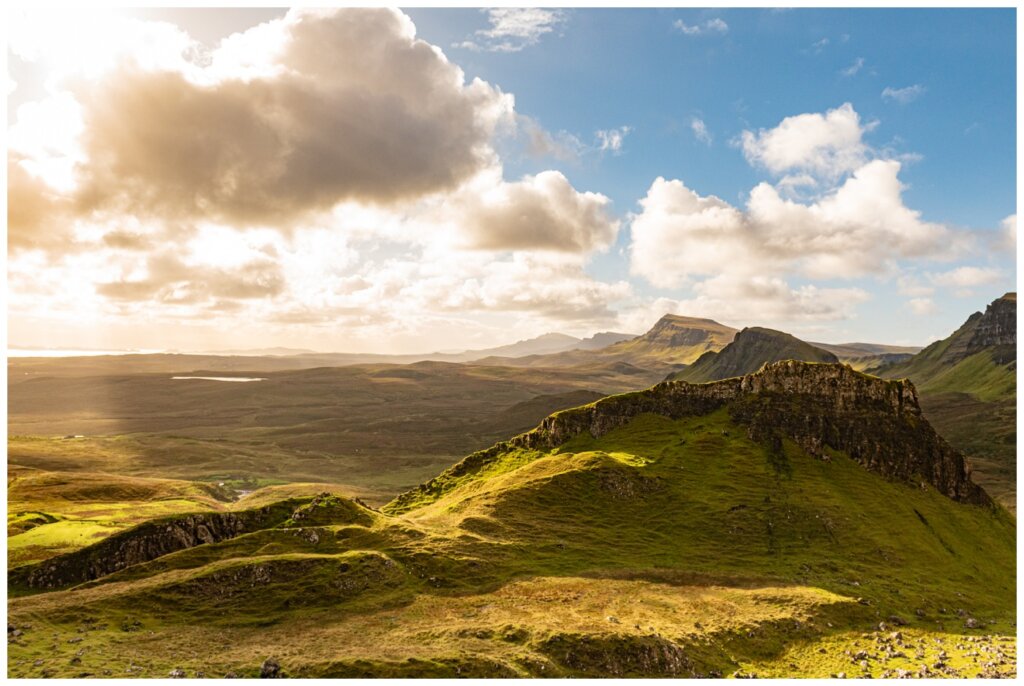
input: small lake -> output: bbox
[171,376,266,382]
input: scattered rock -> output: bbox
[260,658,281,679]
[169,668,186,678]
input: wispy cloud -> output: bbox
[809,37,829,54]
[673,18,728,36]
[595,126,632,155]
[907,297,938,315]
[690,117,712,145]
[882,84,926,104]
[455,8,567,53]
[840,57,864,77]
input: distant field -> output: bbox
[8,357,656,484]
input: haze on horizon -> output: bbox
[7,7,1017,355]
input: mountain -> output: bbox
[206,346,321,356]
[879,293,1016,510]
[811,341,922,357]
[9,362,1014,678]
[668,327,838,383]
[462,332,582,358]
[573,331,637,350]
[602,314,738,365]
[809,342,922,372]
[477,314,738,370]
[880,293,1016,399]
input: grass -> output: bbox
[917,350,1016,402]
[7,406,1015,678]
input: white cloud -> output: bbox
[930,266,1005,288]
[620,275,869,328]
[443,171,620,253]
[10,8,517,235]
[882,84,926,104]
[840,57,865,77]
[630,159,963,289]
[673,18,728,36]
[519,116,584,162]
[690,117,712,145]
[629,177,746,288]
[809,37,830,54]
[595,126,632,154]
[896,274,935,298]
[456,8,566,53]
[739,102,870,181]
[1001,214,1016,250]
[908,298,938,316]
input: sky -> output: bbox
[6,7,1017,354]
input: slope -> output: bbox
[9,362,1012,678]
[667,327,838,383]
[880,293,1016,510]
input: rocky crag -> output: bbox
[10,494,373,591]
[389,361,989,513]
[961,292,1016,365]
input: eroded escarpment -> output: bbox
[10,493,375,591]
[390,361,988,512]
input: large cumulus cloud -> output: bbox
[64,8,512,224]
[630,159,962,290]
[8,8,516,237]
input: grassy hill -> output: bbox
[8,362,1014,678]
[6,466,375,569]
[879,293,1016,510]
[667,327,838,383]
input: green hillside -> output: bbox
[668,327,838,383]
[8,362,1014,678]
[880,293,1016,511]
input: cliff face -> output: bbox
[390,361,989,513]
[965,293,1016,364]
[10,499,308,591]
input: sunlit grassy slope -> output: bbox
[878,294,1016,511]
[6,466,377,568]
[8,407,1015,678]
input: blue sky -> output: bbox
[407,7,1017,343]
[6,7,1018,352]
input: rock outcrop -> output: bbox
[963,293,1016,364]
[390,361,989,512]
[10,499,308,590]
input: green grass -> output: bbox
[916,350,1016,402]
[8,406,1014,678]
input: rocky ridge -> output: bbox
[389,361,989,512]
